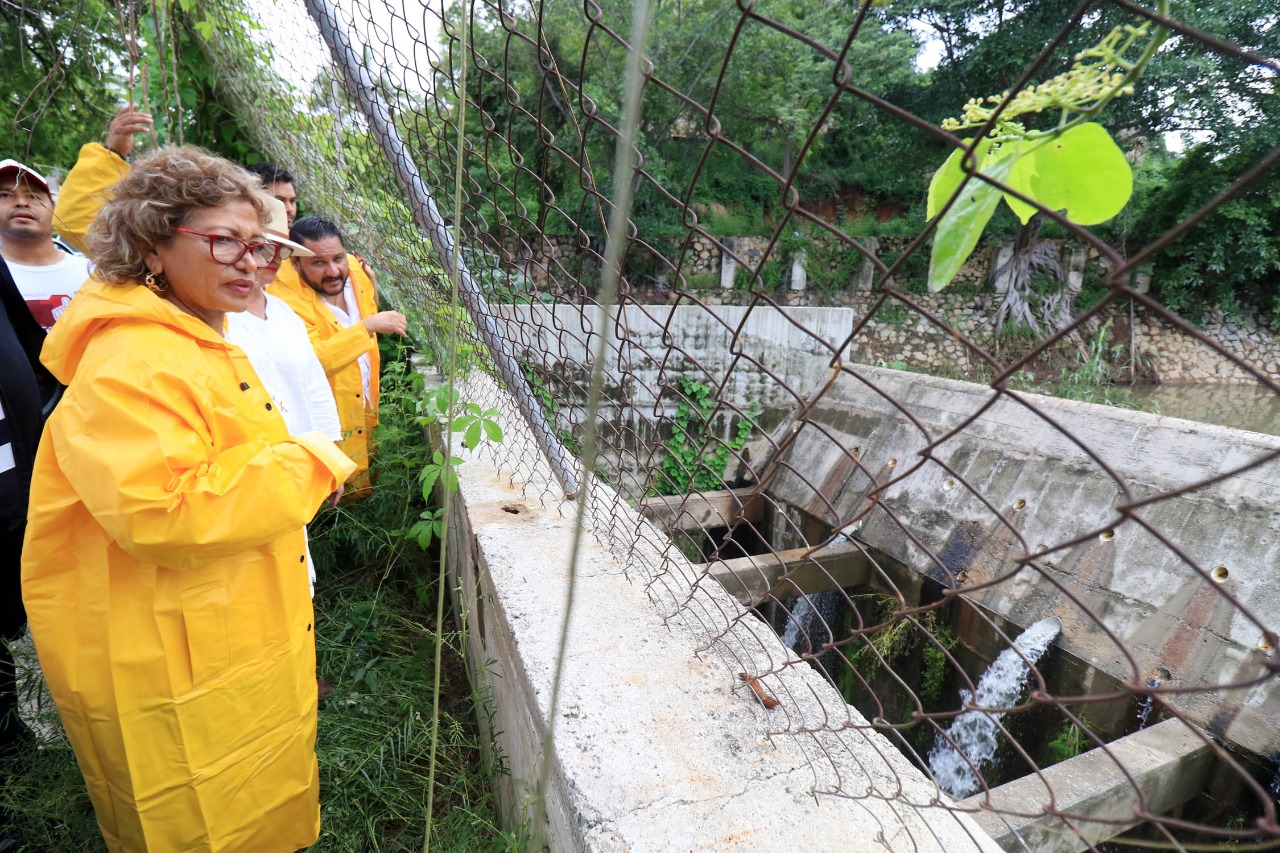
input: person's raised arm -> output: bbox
[52,107,152,253]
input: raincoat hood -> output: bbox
[42,275,227,384]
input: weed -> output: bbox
[1043,717,1095,765]
[653,374,756,496]
[875,303,910,327]
[312,566,525,852]
[840,597,958,706]
[998,320,1039,344]
[680,270,721,291]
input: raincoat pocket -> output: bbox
[179,582,232,686]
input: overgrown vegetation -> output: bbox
[0,345,523,852]
[653,374,756,496]
[838,597,959,707]
[1043,717,1096,765]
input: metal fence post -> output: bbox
[303,0,581,499]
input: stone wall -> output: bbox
[1138,308,1280,383]
[844,295,1280,386]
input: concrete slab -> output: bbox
[703,539,869,606]
[959,719,1213,852]
[638,487,764,533]
[764,366,1280,758]
[440,372,1002,852]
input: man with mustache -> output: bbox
[0,161,92,330]
[272,216,407,494]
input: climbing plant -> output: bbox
[408,384,504,550]
[654,374,756,496]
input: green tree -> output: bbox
[2,0,123,173]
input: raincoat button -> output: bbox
[306,623,312,632]
[265,403,273,411]
[239,382,250,391]
[299,555,305,563]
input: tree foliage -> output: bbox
[5,0,1277,321]
[2,0,123,173]
[3,0,259,177]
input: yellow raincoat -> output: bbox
[21,276,355,852]
[271,259,381,492]
[51,143,129,253]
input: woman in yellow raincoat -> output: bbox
[21,146,355,852]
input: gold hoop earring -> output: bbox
[145,271,169,294]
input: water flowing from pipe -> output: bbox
[1135,676,1161,730]
[928,617,1062,799]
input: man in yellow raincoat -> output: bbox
[272,216,407,493]
[23,146,355,852]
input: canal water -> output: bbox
[1126,383,1280,438]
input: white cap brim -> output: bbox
[265,232,315,258]
[0,159,50,193]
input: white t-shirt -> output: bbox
[8,253,92,330]
[226,292,342,441]
[324,281,373,408]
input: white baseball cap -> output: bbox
[0,159,51,194]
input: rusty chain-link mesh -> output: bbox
[186,0,1280,847]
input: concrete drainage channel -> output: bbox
[426,370,1001,851]
[426,367,1280,850]
[645,367,1280,851]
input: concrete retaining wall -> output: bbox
[432,371,1001,851]
[765,366,1280,758]
[496,301,1280,395]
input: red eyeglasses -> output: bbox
[175,228,284,266]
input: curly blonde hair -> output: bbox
[86,146,268,285]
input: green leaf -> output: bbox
[193,20,214,39]
[928,146,1018,292]
[927,139,989,222]
[464,422,482,450]
[1003,123,1133,226]
[482,420,503,442]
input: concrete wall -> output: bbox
[497,301,1280,397]
[432,371,1002,851]
[764,366,1280,758]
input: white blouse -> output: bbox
[226,292,342,442]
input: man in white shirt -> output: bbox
[227,195,342,445]
[226,195,343,599]
[0,161,91,330]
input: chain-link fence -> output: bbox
[180,0,1280,847]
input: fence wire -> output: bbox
[182,0,1280,847]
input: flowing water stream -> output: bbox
[928,617,1062,799]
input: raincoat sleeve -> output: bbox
[310,321,376,377]
[51,368,356,570]
[52,143,130,254]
